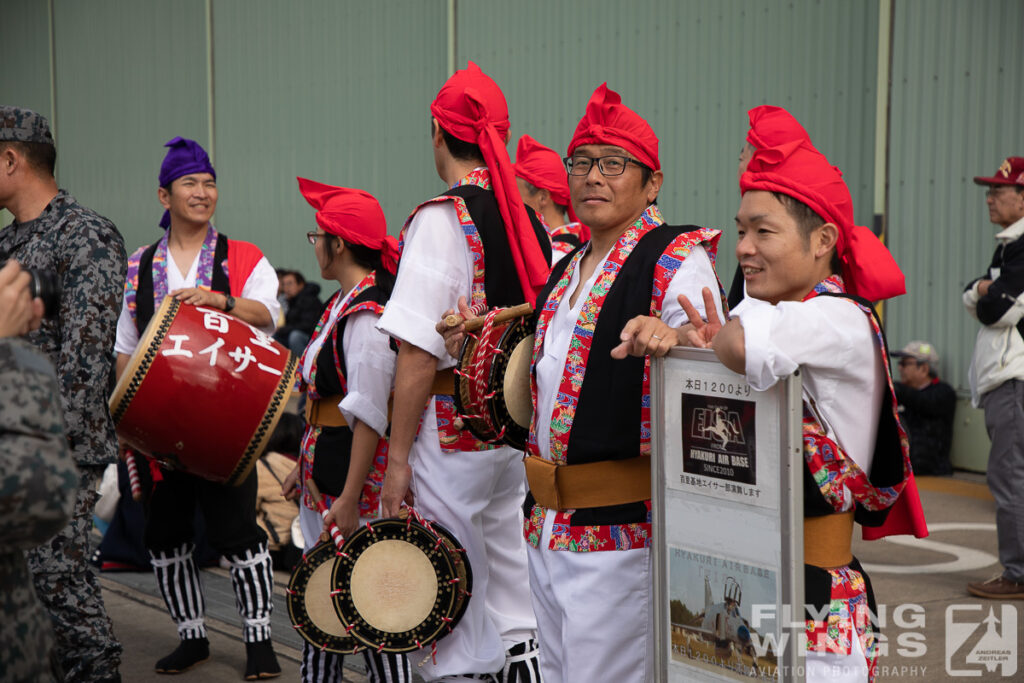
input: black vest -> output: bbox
[310,284,392,497]
[526,225,703,527]
[802,292,904,529]
[442,184,552,308]
[133,234,232,335]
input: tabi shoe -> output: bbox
[154,637,210,674]
[244,640,282,680]
[967,574,1024,599]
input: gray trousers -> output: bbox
[981,378,1024,582]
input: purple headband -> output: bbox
[158,136,216,228]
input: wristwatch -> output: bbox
[223,294,236,312]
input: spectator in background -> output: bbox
[891,340,956,476]
[256,413,302,571]
[274,270,322,356]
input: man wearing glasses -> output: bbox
[964,156,1024,600]
[521,83,724,681]
[890,341,955,476]
[114,137,283,677]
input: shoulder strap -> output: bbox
[135,241,161,335]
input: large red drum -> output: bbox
[110,297,298,485]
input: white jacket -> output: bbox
[964,216,1024,404]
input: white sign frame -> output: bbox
[652,347,804,682]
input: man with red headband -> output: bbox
[728,105,815,307]
[114,137,283,678]
[514,134,589,264]
[682,116,924,682]
[514,83,725,681]
[377,62,550,682]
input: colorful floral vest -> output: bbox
[299,272,390,518]
[524,205,723,551]
[397,168,550,453]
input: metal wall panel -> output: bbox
[0,0,52,119]
[209,0,447,279]
[886,0,1024,394]
[50,0,209,256]
[454,0,881,288]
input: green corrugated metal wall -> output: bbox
[2,0,1021,402]
[885,0,1024,395]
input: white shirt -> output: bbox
[733,295,883,484]
[302,288,395,438]
[377,201,473,366]
[114,249,280,356]
[533,240,724,460]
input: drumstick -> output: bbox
[306,479,345,551]
[124,450,143,502]
[443,302,533,332]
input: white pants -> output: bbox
[806,634,869,683]
[527,509,652,683]
[409,413,537,679]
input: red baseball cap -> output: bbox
[973,156,1024,186]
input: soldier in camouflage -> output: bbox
[0,106,125,682]
[0,260,80,682]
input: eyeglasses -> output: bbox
[563,155,645,177]
[306,231,323,245]
[985,186,1019,198]
[897,358,920,367]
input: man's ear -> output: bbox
[157,185,171,210]
[431,118,445,150]
[646,169,664,204]
[815,223,839,259]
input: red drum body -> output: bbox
[110,297,298,485]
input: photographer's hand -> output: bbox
[0,261,44,338]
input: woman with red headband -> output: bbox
[282,177,409,682]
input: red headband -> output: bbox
[430,62,548,302]
[740,142,905,301]
[513,134,582,226]
[297,177,399,275]
[745,105,812,150]
[568,83,659,171]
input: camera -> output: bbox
[0,253,61,319]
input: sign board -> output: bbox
[652,348,804,682]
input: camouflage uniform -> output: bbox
[0,339,80,683]
[0,106,126,681]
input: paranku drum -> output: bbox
[453,306,534,450]
[109,297,298,485]
[331,515,473,654]
[287,540,364,654]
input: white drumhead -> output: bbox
[306,560,346,637]
[349,539,438,633]
[504,334,534,428]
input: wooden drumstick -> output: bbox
[124,450,143,502]
[306,479,345,550]
[443,302,534,332]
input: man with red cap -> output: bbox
[377,62,550,682]
[728,105,815,307]
[114,137,283,678]
[514,134,588,264]
[515,83,725,681]
[964,156,1024,600]
[681,116,924,682]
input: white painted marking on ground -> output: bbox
[860,523,998,574]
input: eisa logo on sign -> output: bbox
[681,395,757,485]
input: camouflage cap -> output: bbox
[0,106,55,145]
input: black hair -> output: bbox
[283,270,306,287]
[323,234,396,297]
[0,140,56,176]
[264,412,304,458]
[519,178,569,216]
[432,118,484,163]
[770,191,842,274]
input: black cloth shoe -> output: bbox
[244,640,282,680]
[155,637,210,674]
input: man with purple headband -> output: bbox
[114,137,282,679]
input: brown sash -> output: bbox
[803,511,855,569]
[524,455,651,510]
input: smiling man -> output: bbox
[114,137,282,679]
[682,122,922,683]
[521,83,724,681]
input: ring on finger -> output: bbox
[651,334,662,341]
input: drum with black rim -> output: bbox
[287,540,364,654]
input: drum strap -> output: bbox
[523,455,651,510]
